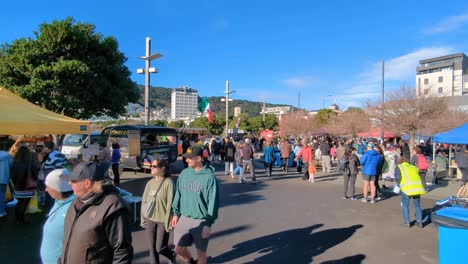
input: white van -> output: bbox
[61,132,104,160]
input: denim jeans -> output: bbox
[0,183,7,215]
[401,193,422,224]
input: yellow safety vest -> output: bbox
[398,162,426,196]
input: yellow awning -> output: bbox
[0,87,90,135]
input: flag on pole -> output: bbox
[198,97,214,124]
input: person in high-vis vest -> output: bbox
[394,157,426,228]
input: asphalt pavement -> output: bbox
[0,157,447,264]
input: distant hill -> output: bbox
[137,85,294,117]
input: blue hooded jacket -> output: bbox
[360,149,382,176]
[263,146,275,164]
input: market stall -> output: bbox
[433,123,468,178]
[0,87,90,135]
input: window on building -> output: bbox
[438,87,443,94]
[438,76,443,83]
[424,89,429,95]
[424,78,428,85]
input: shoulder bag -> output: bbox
[141,178,166,219]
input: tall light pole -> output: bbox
[381,60,385,143]
[221,80,235,137]
[262,101,266,122]
[137,37,162,125]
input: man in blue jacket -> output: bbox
[360,144,382,203]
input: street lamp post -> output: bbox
[137,37,162,125]
[221,80,235,137]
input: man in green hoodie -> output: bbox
[172,146,220,264]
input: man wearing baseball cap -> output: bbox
[60,161,133,264]
[172,146,220,264]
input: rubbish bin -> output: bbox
[432,207,468,264]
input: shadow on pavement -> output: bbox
[425,178,449,193]
[208,224,364,264]
[216,177,267,208]
[320,254,366,264]
[211,225,252,240]
[0,211,46,264]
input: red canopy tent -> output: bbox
[357,128,400,139]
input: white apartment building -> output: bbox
[171,87,198,120]
[262,106,293,119]
[415,53,468,97]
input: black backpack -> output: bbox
[339,158,349,173]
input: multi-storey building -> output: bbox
[415,53,468,97]
[234,106,242,117]
[262,106,293,119]
[171,87,198,120]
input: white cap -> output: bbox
[45,168,73,192]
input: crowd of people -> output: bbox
[0,138,220,264]
[192,134,467,230]
[1,133,468,263]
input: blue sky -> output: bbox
[2,0,468,111]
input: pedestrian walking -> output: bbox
[360,144,382,203]
[0,150,13,218]
[224,138,236,176]
[263,141,275,177]
[320,140,332,173]
[40,168,75,264]
[295,142,314,182]
[454,145,468,186]
[10,146,38,223]
[111,142,121,186]
[172,146,220,264]
[342,147,360,200]
[97,142,111,176]
[61,161,134,263]
[280,139,291,173]
[240,138,255,183]
[410,147,428,190]
[395,157,426,227]
[141,159,176,264]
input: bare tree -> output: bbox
[366,86,448,147]
[327,108,371,137]
[423,109,468,135]
[280,110,315,139]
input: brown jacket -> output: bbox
[61,181,133,264]
[280,141,291,159]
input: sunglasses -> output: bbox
[151,165,159,169]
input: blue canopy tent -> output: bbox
[433,123,468,171]
[433,123,468,144]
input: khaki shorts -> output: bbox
[173,216,210,252]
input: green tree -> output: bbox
[167,120,185,128]
[150,120,168,127]
[190,116,211,129]
[315,109,338,126]
[189,116,225,135]
[0,17,139,119]
[247,114,278,133]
